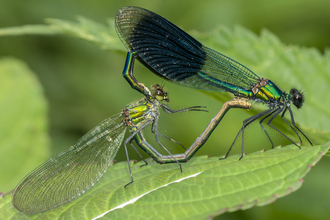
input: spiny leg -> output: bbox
[160,104,208,114]
[241,108,277,160]
[152,112,183,172]
[287,106,313,146]
[123,120,154,188]
[158,104,208,151]
[129,138,148,167]
[222,108,273,160]
[267,107,300,148]
[123,138,134,188]
[280,108,302,144]
[259,108,279,148]
[156,133,186,150]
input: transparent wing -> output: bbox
[115,6,260,93]
[13,113,127,214]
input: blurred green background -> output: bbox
[1,0,330,219]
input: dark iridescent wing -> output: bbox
[13,114,126,214]
[115,6,260,93]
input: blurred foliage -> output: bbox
[0,0,330,219]
[0,58,49,193]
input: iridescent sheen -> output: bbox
[115,6,312,159]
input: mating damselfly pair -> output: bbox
[12,6,312,214]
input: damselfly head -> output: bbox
[152,84,169,102]
[290,88,304,109]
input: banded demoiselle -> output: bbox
[12,84,207,214]
[115,6,313,159]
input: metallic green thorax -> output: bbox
[235,78,286,105]
[123,96,186,164]
[124,100,150,125]
[121,87,180,164]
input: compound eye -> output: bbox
[155,89,164,97]
[154,88,165,101]
[290,88,304,109]
[152,84,169,102]
[290,88,298,96]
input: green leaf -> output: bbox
[0,58,49,193]
[45,17,124,51]
[0,17,122,51]
[0,25,60,36]
[1,144,328,219]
